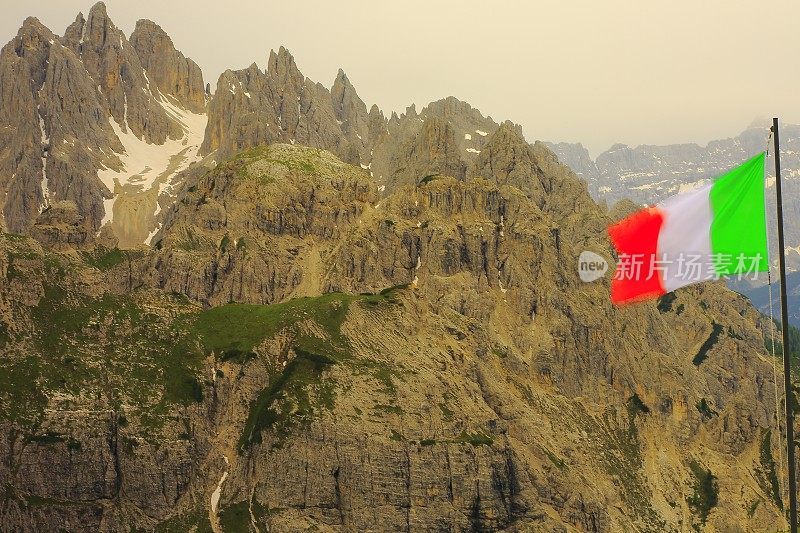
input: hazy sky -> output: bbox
[2,1,798,155]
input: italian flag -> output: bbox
[608,152,768,305]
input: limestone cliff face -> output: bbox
[0,144,783,531]
[143,144,377,306]
[379,115,468,189]
[0,16,120,233]
[27,200,104,251]
[365,97,517,194]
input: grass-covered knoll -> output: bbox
[193,289,401,361]
[193,293,351,358]
[225,288,404,452]
[229,144,357,184]
[80,247,131,271]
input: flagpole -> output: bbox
[773,117,797,533]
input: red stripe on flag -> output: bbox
[608,207,667,304]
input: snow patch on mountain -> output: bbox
[98,96,207,231]
[38,110,51,212]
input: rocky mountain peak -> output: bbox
[129,18,205,113]
[367,103,388,145]
[60,1,182,143]
[387,115,468,185]
[331,68,359,113]
[62,12,84,45]
[0,2,211,240]
[607,142,629,151]
[544,141,596,179]
[89,1,108,16]
[476,120,523,150]
[424,96,489,124]
[469,121,552,205]
[17,16,52,40]
[11,18,55,88]
[82,1,112,48]
[201,47,375,167]
[330,68,369,151]
[0,9,122,233]
[267,46,302,83]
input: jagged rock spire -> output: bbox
[130,19,206,112]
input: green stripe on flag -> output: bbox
[709,152,768,275]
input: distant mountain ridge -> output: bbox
[546,124,800,243]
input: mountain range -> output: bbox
[0,2,514,250]
[0,2,793,532]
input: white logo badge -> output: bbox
[578,251,608,282]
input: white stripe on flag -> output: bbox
[656,183,715,292]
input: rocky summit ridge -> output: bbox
[0,3,794,533]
